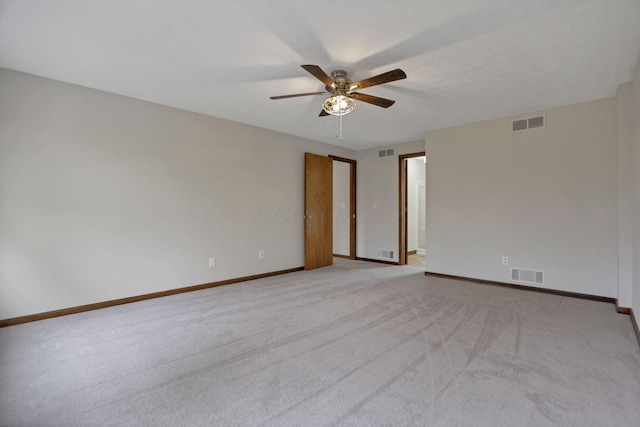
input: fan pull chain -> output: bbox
[332,96,347,142]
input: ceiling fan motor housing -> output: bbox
[326,70,352,93]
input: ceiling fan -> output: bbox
[270,65,407,117]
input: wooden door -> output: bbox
[305,153,333,270]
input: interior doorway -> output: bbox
[330,155,356,259]
[399,152,426,266]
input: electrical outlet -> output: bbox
[258,250,265,259]
[209,257,216,268]
[502,256,509,266]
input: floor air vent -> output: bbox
[511,268,544,286]
[512,115,545,132]
[378,249,395,259]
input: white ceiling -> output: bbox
[1,0,639,150]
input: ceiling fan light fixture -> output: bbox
[323,94,356,116]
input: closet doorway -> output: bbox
[331,156,356,259]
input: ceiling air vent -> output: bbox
[378,148,395,158]
[512,115,545,132]
[511,268,545,286]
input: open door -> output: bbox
[305,153,333,270]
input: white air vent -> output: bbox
[378,249,395,259]
[378,148,395,158]
[511,268,545,286]
[512,115,545,132]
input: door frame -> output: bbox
[329,155,357,260]
[398,152,426,265]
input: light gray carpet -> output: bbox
[1,259,639,426]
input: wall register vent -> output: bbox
[512,115,545,132]
[378,148,395,158]
[378,249,395,259]
[511,268,545,286]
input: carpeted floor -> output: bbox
[1,259,639,426]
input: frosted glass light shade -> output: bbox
[323,94,356,116]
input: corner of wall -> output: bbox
[617,82,634,308]
[631,53,640,318]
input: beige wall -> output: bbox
[425,98,619,297]
[0,69,355,319]
[356,141,425,262]
[632,55,640,316]
[618,82,634,307]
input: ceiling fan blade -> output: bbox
[319,109,330,117]
[349,69,406,90]
[270,92,327,100]
[349,92,396,108]
[301,65,334,87]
